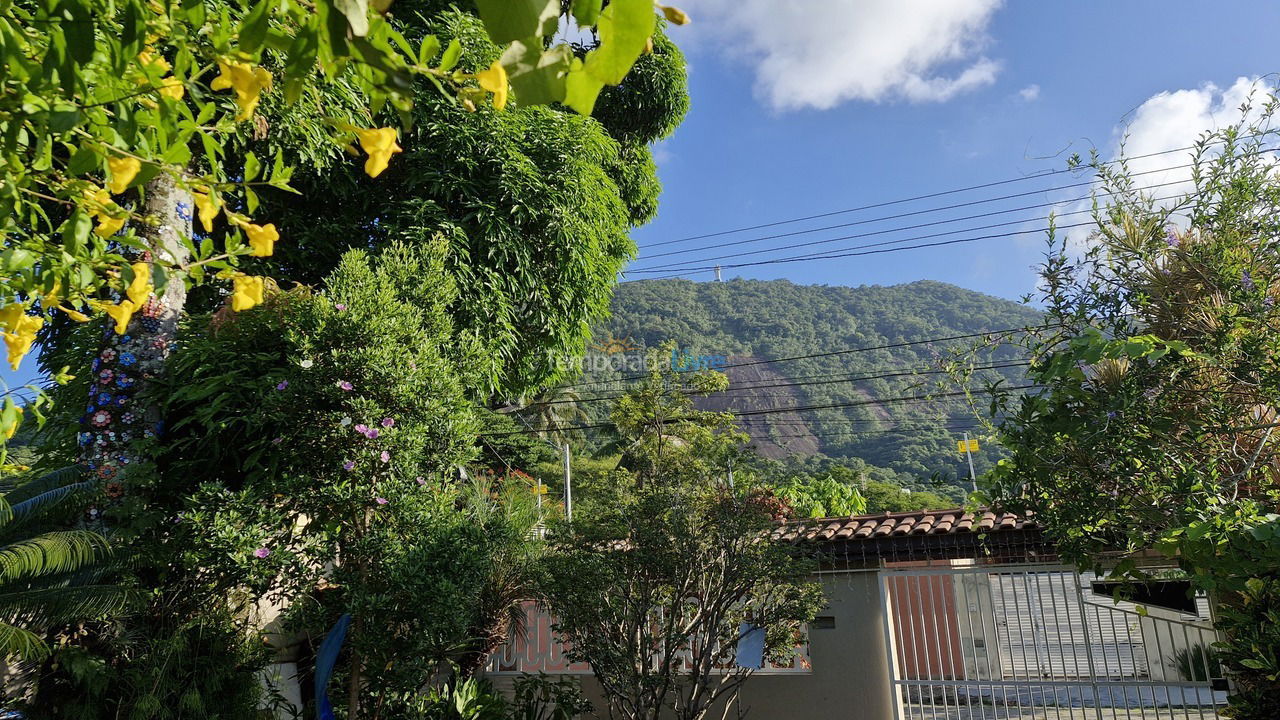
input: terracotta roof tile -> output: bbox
[779,507,1035,544]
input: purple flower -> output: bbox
[375,497,388,505]
[1106,411,1117,419]
[271,437,283,445]
[379,450,390,463]
[1266,296,1276,307]
[335,303,347,311]
[1243,270,1257,291]
[276,380,289,390]
[343,460,355,471]
[354,423,369,435]
[253,547,271,559]
[339,381,353,391]
[416,476,426,486]
[354,424,379,439]
[1165,228,1180,248]
[381,417,395,428]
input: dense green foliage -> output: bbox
[584,278,1040,491]
[252,7,688,397]
[540,363,822,720]
[981,101,1280,715]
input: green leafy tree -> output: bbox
[979,95,1280,716]
[541,361,822,720]
[771,471,866,518]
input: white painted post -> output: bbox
[562,442,572,522]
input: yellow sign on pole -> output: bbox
[957,439,979,454]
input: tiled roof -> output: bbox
[776,508,1036,544]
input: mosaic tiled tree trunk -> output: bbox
[81,175,190,518]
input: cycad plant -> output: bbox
[0,466,131,661]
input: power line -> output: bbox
[553,324,1040,390]
[481,384,1041,438]
[628,186,1184,276]
[567,353,1023,397]
[640,132,1273,249]
[538,360,1030,407]
[627,220,1098,280]
[633,171,1192,264]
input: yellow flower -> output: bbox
[0,304,24,334]
[95,214,126,237]
[107,156,141,194]
[192,191,219,232]
[158,77,185,101]
[243,222,278,257]
[58,306,90,323]
[211,61,273,121]
[99,300,138,335]
[475,61,509,111]
[136,48,171,75]
[41,281,62,311]
[0,309,43,371]
[231,275,265,312]
[658,4,690,25]
[354,127,403,179]
[94,214,126,238]
[127,262,152,307]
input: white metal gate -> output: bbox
[879,564,1226,720]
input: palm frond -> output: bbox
[0,620,49,662]
[0,584,138,627]
[7,480,94,531]
[3,466,86,506]
[0,531,111,582]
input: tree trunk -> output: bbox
[80,174,190,511]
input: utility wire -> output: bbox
[553,323,1043,390]
[481,384,1041,438]
[629,185,1185,275]
[634,172,1191,264]
[537,360,1030,407]
[642,131,1273,249]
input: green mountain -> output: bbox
[581,278,1043,493]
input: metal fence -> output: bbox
[880,564,1226,720]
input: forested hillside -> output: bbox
[582,278,1043,494]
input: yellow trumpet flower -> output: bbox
[99,300,138,335]
[0,308,43,371]
[127,262,153,307]
[94,214,126,238]
[243,222,278,257]
[354,127,402,179]
[231,275,265,312]
[211,61,273,121]
[136,48,171,74]
[192,191,219,232]
[158,77,185,101]
[475,61,509,111]
[107,156,141,194]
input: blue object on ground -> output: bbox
[315,613,352,720]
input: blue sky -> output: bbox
[624,0,1280,300]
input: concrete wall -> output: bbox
[489,570,899,719]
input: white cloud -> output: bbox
[681,0,1004,111]
[1018,84,1040,101]
[1047,77,1274,252]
